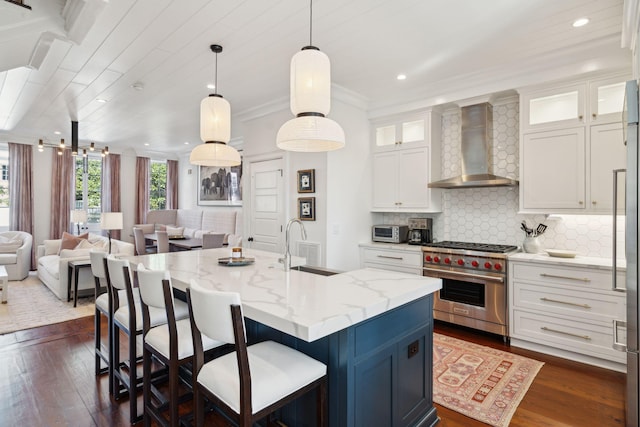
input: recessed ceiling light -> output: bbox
[54,131,61,135]
[572,17,589,27]
[144,143,150,146]
[397,74,407,80]
[184,141,189,145]
[96,98,107,103]
[206,84,216,90]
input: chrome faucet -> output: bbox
[282,218,307,271]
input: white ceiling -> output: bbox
[0,0,631,156]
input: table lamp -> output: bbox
[70,209,88,235]
[100,212,123,254]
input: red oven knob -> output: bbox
[494,263,503,270]
[444,257,451,264]
[484,262,492,269]
[425,255,432,262]
[471,260,479,267]
[433,256,440,263]
[457,259,465,266]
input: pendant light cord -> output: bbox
[214,50,218,95]
[309,0,313,46]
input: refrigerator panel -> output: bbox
[626,119,639,353]
[628,351,639,427]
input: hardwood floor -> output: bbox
[0,316,626,426]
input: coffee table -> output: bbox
[0,265,7,303]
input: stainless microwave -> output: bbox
[372,225,408,243]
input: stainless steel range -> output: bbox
[422,241,518,339]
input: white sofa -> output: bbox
[36,233,134,301]
[143,209,241,243]
[0,231,33,280]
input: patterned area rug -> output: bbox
[433,333,544,427]
[0,272,94,335]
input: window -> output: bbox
[0,144,8,229]
[75,156,102,232]
[150,160,167,210]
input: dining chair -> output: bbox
[227,234,242,248]
[137,265,226,427]
[156,230,170,254]
[89,251,114,393]
[202,232,226,249]
[187,281,328,427]
[133,227,156,255]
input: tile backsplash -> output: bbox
[383,99,624,259]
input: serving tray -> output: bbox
[546,249,577,258]
[218,257,255,266]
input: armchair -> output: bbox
[0,231,33,280]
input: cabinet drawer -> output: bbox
[511,310,625,363]
[511,263,615,291]
[362,248,422,268]
[512,282,625,323]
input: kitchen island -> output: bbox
[124,248,442,427]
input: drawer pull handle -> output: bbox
[613,319,627,352]
[541,326,591,340]
[540,273,591,282]
[540,297,591,309]
[377,255,403,261]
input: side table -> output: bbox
[68,259,92,307]
[0,265,7,303]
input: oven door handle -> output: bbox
[422,267,504,284]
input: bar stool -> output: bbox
[89,251,112,390]
[187,280,328,427]
[137,265,226,427]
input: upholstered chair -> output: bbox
[201,232,225,249]
[156,230,170,254]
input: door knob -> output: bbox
[248,237,254,242]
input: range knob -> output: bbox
[494,263,503,270]
[425,255,432,262]
[471,260,479,267]
[433,256,440,263]
[444,257,451,264]
[457,259,465,266]
[484,262,492,269]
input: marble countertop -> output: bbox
[358,242,424,252]
[509,252,626,271]
[124,248,442,342]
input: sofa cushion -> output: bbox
[38,255,60,280]
[60,248,94,259]
[176,209,202,230]
[0,253,17,264]
[133,223,155,234]
[0,234,23,253]
[76,239,108,251]
[59,232,89,254]
[43,239,61,256]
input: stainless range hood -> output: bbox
[428,103,518,189]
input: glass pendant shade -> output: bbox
[276,115,345,152]
[290,49,330,115]
[189,141,241,167]
[200,94,231,143]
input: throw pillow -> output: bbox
[75,239,106,252]
[59,232,89,254]
[165,226,184,238]
[0,239,23,253]
[43,239,61,256]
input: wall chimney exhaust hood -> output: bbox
[428,102,518,189]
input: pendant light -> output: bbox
[276,0,345,152]
[190,44,241,167]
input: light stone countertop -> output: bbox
[509,252,626,271]
[124,247,442,342]
[358,242,425,252]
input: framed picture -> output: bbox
[298,197,315,221]
[297,169,315,193]
[197,160,243,206]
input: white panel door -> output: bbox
[248,158,284,253]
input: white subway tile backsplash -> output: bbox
[382,100,624,259]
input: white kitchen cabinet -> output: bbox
[359,244,423,275]
[372,109,440,153]
[519,72,629,214]
[371,109,441,212]
[509,258,626,372]
[521,127,585,210]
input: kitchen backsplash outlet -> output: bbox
[382,100,624,259]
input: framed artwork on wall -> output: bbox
[197,160,243,206]
[297,169,315,193]
[298,197,315,221]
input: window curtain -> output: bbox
[135,157,150,224]
[101,153,121,240]
[166,159,178,209]
[50,148,74,239]
[8,143,35,269]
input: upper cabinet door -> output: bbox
[373,116,426,152]
[522,84,586,131]
[589,77,627,125]
[589,123,626,212]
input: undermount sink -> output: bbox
[292,265,342,276]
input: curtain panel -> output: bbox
[8,143,35,269]
[50,148,74,240]
[166,159,178,210]
[101,153,122,240]
[135,157,150,224]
